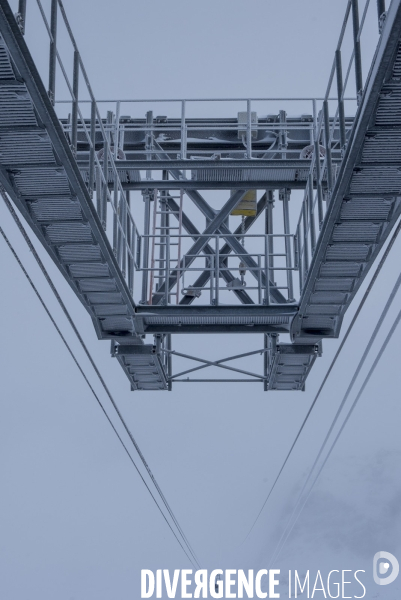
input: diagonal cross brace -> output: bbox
[179,193,267,305]
[152,142,286,303]
[166,195,254,305]
[152,189,248,304]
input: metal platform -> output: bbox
[0,0,400,391]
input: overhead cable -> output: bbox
[270,301,401,565]
[244,216,401,541]
[0,189,199,568]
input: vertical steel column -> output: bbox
[264,234,270,305]
[263,334,269,392]
[89,100,96,198]
[165,233,170,305]
[95,164,101,216]
[164,182,170,305]
[181,100,187,160]
[127,191,134,295]
[48,0,57,105]
[323,100,333,195]
[246,99,252,159]
[335,49,346,150]
[377,0,386,32]
[145,111,153,170]
[281,188,294,301]
[314,138,324,227]
[113,176,119,257]
[308,173,316,254]
[296,224,303,291]
[101,111,112,230]
[351,0,363,102]
[215,236,219,306]
[279,110,287,158]
[17,0,27,34]
[302,197,309,275]
[141,192,151,304]
[266,191,274,284]
[114,101,120,159]
[176,190,184,303]
[158,171,168,289]
[166,333,172,391]
[148,190,158,304]
[118,191,127,275]
[71,50,79,154]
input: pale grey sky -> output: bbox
[0,1,400,599]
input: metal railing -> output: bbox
[18,0,142,296]
[296,0,386,291]
[138,232,296,306]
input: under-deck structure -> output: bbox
[0,0,400,390]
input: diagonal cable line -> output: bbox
[270,305,401,565]
[0,188,200,568]
[243,217,401,542]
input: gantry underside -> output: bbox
[1,0,401,390]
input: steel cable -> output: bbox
[270,303,401,565]
[244,217,401,541]
[0,189,199,568]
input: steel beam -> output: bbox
[115,180,312,191]
[152,148,286,302]
[135,305,297,317]
[179,193,267,305]
[166,195,254,305]
[151,189,248,303]
[77,158,329,171]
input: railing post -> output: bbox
[113,176,118,257]
[165,233,170,306]
[335,49,347,150]
[266,190,274,284]
[181,100,187,161]
[377,0,386,33]
[296,224,303,291]
[48,0,57,105]
[16,0,27,35]
[279,110,287,159]
[280,188,294,301]
[314,139,324,228]
[101,111,112,230]
[308,173,316,255]
[71,50,79,154]
[127,191,134,295]
[302,197,309,276]
[323,100,333,196]
[95,164,101,216]
[215,236,219,306]
[351,0,363,103]
[114,101,120,160]
[264,234,270,305]
[246,99,252,159]
[141,191,151,304]
[89,100,96,198]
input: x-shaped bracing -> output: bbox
[151,141,286,305]
[165,195,254,304]
[165,347,268,381]
[152,188,248,304]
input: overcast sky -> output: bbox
[1,1,401,599]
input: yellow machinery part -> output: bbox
[230,190,257,216]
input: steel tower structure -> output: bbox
[0,0,400,390]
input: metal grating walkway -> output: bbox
[1,0,401,391]
[292,1,401,344]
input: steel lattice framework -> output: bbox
[0,0,400,390]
